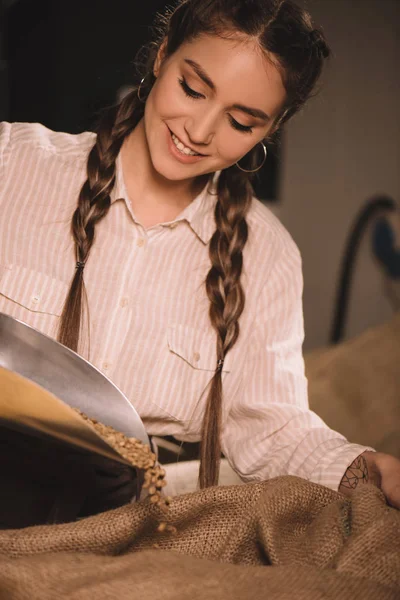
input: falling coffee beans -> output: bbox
[74,409,171,516]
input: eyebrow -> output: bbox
[184,58,271,122]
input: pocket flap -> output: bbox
[167,323,230,372]
[0,264,69,316]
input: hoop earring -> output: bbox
[137,76,147,103]
[236,142,267,173]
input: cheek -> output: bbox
[148,76,186,120]
[215,131,258,164]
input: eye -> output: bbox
[178,77,204,100]
[178,77,254,134]
[228,116,254,134]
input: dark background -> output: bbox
[0,0,280,200]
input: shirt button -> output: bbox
[103,362,111,371]
[137,238,145,248]
[120,297,129,308]
[32,295,40,304]
[193,352,201,363]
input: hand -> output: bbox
[339,450,400,509]
[368,452,400,509]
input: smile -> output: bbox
[171,132,202,156]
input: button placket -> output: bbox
[98,227,141,375]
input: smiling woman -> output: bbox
[130,33,287,187]
[2,0,399,508]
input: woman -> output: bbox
[0,0,399,509]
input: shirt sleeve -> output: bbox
[221,239,375,492]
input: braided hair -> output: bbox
[58,0,331,488]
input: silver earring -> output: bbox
[137,76,148,103]
[236,142,267,173]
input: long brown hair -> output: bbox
[58,0,330,488]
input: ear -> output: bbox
[153,39,168,78]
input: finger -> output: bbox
[385,482,400,510]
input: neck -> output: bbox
[120,119,207,226]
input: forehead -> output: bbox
[173,34,287,118]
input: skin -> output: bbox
[120,32,400,507]
[340,451,400,509]
[121,33,286,227]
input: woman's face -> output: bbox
[143,33,287,182]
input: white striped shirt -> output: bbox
[0,122,371,490]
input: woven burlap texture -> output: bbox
[0,476,399,599]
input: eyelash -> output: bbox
[178,77,254,134]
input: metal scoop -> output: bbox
[0,312,149,457]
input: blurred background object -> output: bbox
[2,0,167,131]
[280,0,400,351]
[0,0,9,121]
[306,312,400,459]
[330,194,399,345]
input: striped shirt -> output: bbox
[0,121,372,490]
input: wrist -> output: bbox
[360,451,382,486]
[339,451,381,497]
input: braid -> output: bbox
[58,91,143,352]
[199,167,252,488]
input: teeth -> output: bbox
[172,133,200,157]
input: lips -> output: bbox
[168,128,206,157]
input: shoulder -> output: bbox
[246,196,301,268]
[243,198,304,318]
[0,121,96,165]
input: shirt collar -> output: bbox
[113,153,218,245]
[186,176,218,244]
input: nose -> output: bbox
[184,109,217,147]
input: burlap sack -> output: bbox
[0,476,399,599]
[306,312,400,457]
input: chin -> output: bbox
[151,159,191,182]
[149,151,200,182]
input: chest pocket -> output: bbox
[157,323,231,428]
[167,323,231,373]
[0,264,69,317]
